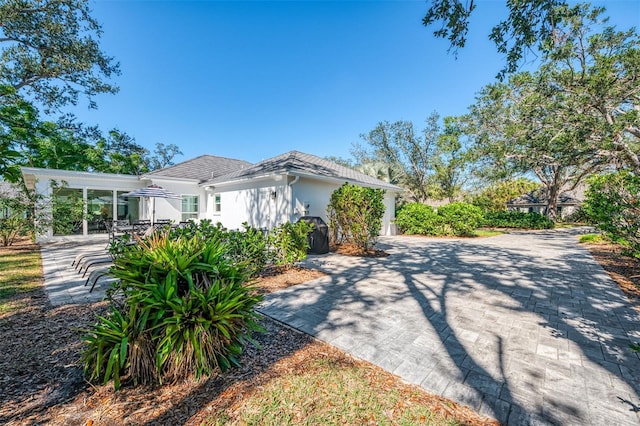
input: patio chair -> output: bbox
[78,254,114,277]
[72,247,106,267]
[132,220,151,236]
[85,266,118,292]
[105,219,130,248]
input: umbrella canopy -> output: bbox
[121,184,181,224]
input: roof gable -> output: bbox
[143,155,251,183]
[204,151,402,191]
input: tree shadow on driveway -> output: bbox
[259,229,640,425]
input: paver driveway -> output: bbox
[259,229,640,425]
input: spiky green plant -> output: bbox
[82,231,263,389]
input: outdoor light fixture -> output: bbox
[271,191,277,200]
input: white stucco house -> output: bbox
[22,150,402,242]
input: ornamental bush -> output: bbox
[267,220,313,269]
[437,202,483,236]
[583,171,640,256]
[327,183,386,251]
[482,211,554,230]
[395,202,483,237]
[394,203,442,235]
[170,220,268,278]
[83,232,263,389]
[0,195,32,246]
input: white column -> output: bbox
[82,187,88,236]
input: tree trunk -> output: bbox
[546,183,560,222]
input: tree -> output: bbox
[354,112,441,203]
[431,116,474,202]
[467,71,602,221]
[538,5,640,172]
[423,0,583,77]
[0,0,120,112]
[470,178,539,212]
[324,155,355,168]
[148,143,183,171]
[465,5,640,220]
[354,112,474,203]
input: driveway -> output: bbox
[258,229,640,425]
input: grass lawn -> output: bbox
[473,229,505,238]
[0,241,42,315]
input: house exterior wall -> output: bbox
[206,176,396,235]
[208,178,291,230]
[145,179,205,223]
[290,177,397,236]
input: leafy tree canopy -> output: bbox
[0,2,182,182]
[423,0,586,78]
[464,4,639,220]
[0,0,120,112]
[353,112,474,203]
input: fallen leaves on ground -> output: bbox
[331,243,389,258]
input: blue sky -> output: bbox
[73,0,640,164]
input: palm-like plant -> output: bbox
[82,231,263,389]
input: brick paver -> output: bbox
[259,228,640,425]
[40,236,109,306]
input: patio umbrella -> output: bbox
[121,184,181,225]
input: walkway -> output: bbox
[259,229,640,425]
[40,236,110,306]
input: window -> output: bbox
[181,195,199,221]
[214,194,221,214]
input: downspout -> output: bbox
[204,186,214,219]
[288,175,300,222]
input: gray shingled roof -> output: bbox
[143,155,251,183]
[204,150,403,191]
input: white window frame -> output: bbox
[213,193,221,215]
[181,194,199,221]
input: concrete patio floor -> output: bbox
[40,235,111,306]
[259,228,640,425]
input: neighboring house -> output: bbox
[21,150,402,242]
[506,186,585,219]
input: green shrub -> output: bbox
[0,191,33,246]
[83,232,263,389]
[436,202,483,236]
[267,221,312,269]
[583,171,640,256]
[169,220,267,278]
[51,191,85,235]
[395,202,483,237]
[226,224,268,277]
[327,183,386,250]
[482,211,555,229]
[394,203,442,235]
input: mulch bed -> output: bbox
[331,242,389,258]
[585,242,640,309]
